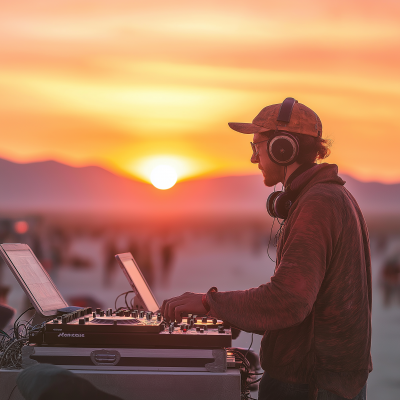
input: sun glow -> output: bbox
[150,165,178,190]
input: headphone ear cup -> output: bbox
[267,133,299,166]
[266,191,293,219]
[266,191,282,218]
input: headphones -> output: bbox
[266,97,299,220]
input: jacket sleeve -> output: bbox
[206,192,342,333]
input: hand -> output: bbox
[161,292,206,323]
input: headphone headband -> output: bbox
[277,97,297,123]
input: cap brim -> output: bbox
[228,122,269,134]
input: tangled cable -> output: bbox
[0,307,49,370]
[114,290,136,312]
[228,334,263,400]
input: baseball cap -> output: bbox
[228,97,322,138]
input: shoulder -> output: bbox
[287,183,348,227]
[298,182,347,209]
[298,183,347,205]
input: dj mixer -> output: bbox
[30,308,232,349]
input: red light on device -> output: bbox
[14,221,29,234]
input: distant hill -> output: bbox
[0,158,399,216]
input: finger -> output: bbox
[160,299,168,316]
[161,295,182,317]
[166,299,185,322]
[174,305,186,324]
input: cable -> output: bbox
[267,216,276,263]
[0,307,49,370]
[0,338,28,369]
[114,291,134,311]
[6,385,17,400]
[13,307,34,340]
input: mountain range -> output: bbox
[0,158,399,217]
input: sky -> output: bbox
[1,0,400,184]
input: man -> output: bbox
[161,98,372,400]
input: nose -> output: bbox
[251,152,259,164]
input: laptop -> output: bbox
[0,243,159,317]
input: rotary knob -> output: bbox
[96,308,101,314]
[202,317,207,323]
[79,318,85,325]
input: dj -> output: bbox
[161,98,372,400]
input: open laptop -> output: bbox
[0,243,159,317]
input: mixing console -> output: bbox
[30,308,232,349]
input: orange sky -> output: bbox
[1,0,400,184]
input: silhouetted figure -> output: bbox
[103,241,119,287]
[0,286,15,330]
[160,242,175,282]
[129,241,154,287]
[380,255,400,307]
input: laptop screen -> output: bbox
[116,254,159,312]
[4,248,67,314]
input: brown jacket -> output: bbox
[206,163,372,399]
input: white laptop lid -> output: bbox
[115,252,160,312]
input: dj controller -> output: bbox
[30,307,232,349]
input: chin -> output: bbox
[263,177,278,187]
[264,178,278,187]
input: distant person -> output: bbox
[380,254,400,307]
[0,285,15,331]
[161,98,372,400]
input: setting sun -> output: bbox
[150,165,178,190]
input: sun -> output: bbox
[150,165,178,190]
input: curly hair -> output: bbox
[261,131,332,164]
